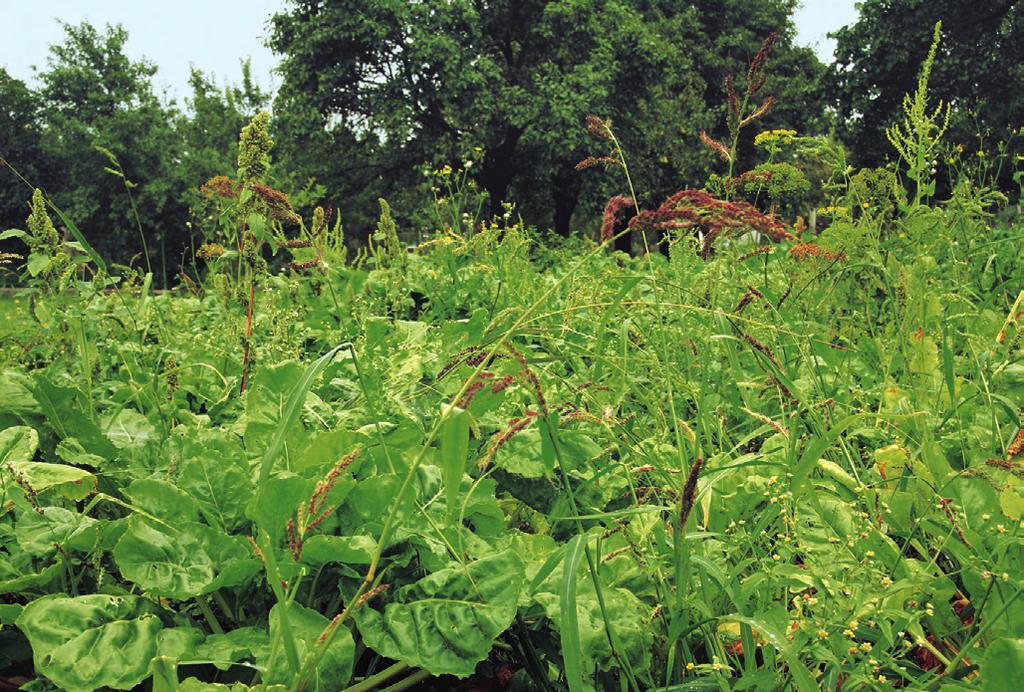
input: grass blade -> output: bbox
[560,533,588,692]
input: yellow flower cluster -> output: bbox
[816,205,850,218]
[754,129,798,147]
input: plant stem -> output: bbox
[196,596,224,635]
[379,669,431,692]
[343,662,410,692]
[240,276,255,394]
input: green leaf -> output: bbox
[263,601,355,690]
[534,566,654,681]
[151,656,179,692]
[113,516,259,599]
[0,425,37,462]
[300,535,377,566]
[177,433,254,531]
[722,614,818,692]
[0,229,26,240]
[356,549,524,677]
[3,461,97,502]
[48,200,106,273]
[17,594,163,691]
[125,478,201,524]
[440,404,470,524]
[560,533,588,692]
[255,344,344,484]
[980,637,1024,690]
[15,506,99,557]
[194,627,269,671]
[26,252,51,277]
[0,370,39,416]
[31,375,116,459]
[244,360,306,461]
[102,408,156,450]
[245,473,312,540]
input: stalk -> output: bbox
[240,273,255,394]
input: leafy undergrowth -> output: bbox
[1,188,1023,692]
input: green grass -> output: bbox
[0,291,30,337]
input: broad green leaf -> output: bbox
[125,478,201,523]
[245,473,312,540]
[17,594,163,691]
[179,680,284,691]
[55,437,107,468]
[26,252,51,277]
[534,574,653,682]
[113,516,259,599]
[102,408,156,450]
[15,506,99,557]
[254,344,344,484]
[356,549,524,677]
[979,637,1024,690]
[0,369,38,416]
[156,626,206,661]
[300,535,376,566]
[31,375,116,460]
[0,425,37,462]
[4,461,97,501]
[244,360,306,462]
[151,656,179,692]
[177,434,254,531]
[0,558,62,594]
[194,626,269,671]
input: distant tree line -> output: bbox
[1,0,1021,284]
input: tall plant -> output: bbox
[885,21,950,206]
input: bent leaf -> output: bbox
[113,516,259,599]
[17,594,163,691]
[356,549,524,677]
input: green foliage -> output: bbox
[270,0,824,236]
[847,166,907,222]
[828,0,1024,184]
[885,22,950,205]
[3,9,1024,692]
[741,162,812,215]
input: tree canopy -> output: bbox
[270,0,825,236]
[827,0,1024,169]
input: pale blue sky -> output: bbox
[2,1,859,102]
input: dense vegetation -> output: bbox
[1,3,1024,691]
[4,0,1022,281]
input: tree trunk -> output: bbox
[477,128,523,217]
[551,162,582,237]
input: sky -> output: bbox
[2,1,861,103]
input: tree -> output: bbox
[36,21,185,280]
[269,0,824,238]
[827,0,1024,171]
[0,69,52,265]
